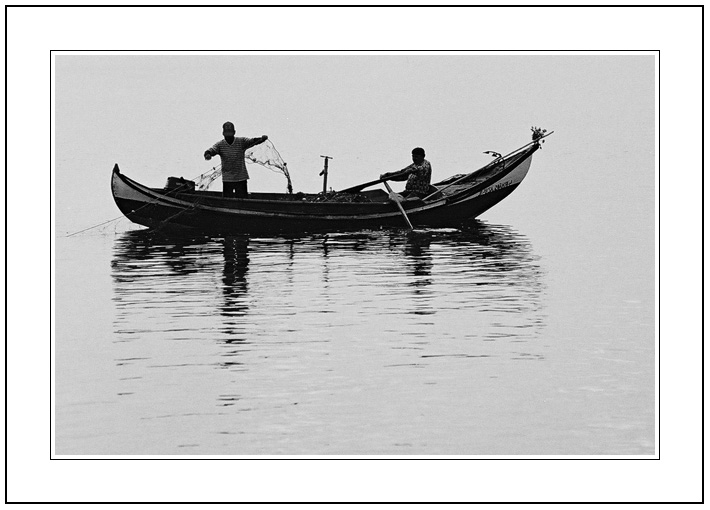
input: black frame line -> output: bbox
[3,2,692,505]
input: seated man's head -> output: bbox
[411,147,425,164]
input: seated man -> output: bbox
[380,147,433,199]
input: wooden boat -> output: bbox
[111,132,551,234]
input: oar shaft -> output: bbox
[383,181,414,230]
[338,177,387,194]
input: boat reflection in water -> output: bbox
[111,230,255,370]
[405,221,547,348]
[111,220,546,371]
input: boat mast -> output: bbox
[320,155,333,194]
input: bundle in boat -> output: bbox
[164,176,196,193]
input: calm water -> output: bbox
[55,207,655,455]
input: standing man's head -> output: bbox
[411,147,425,165]
[222,121,236,143]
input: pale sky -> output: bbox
[54,53,655,229]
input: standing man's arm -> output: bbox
[204,145,219,161]
[245,135,268,149]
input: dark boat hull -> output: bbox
[112,144,538,235]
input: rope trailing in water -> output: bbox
[64,166,217,237]
[150,202,201,235]
[65,215,127,237]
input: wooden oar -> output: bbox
[383,181,414,230]
[338,170,408,194]
[338,178,384,194]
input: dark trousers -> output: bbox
[223,181,248,199]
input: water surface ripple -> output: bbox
[95,222,556,454]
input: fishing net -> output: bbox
[246,140,293,194]
[195,166,223,191]
[195,140,293,193]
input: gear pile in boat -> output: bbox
[298,191,373,203]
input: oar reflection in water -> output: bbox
[403,232,434,283]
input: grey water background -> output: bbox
[54,55,656,455]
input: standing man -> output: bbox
[380,147,433,199]
[204,121,268,198]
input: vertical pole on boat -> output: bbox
[320,155,332,194]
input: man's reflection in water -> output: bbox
[220,236,250,342]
